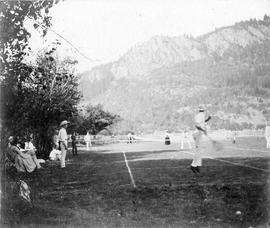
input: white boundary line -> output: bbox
[122,151,137,188]
[181,150,270,173]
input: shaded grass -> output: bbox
[1,145,270,227]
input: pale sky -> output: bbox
[27,0,270,72]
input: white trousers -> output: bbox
[86,142,92,150]
[191,130,203,167]
[181,138,192,149]
[266,136,270,149]
[60,143,67,168]
[191,149,202,167]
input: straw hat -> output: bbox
[60,120,70,127]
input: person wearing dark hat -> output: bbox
[191,106,211,173]
[165,130,171,145]
[58,120,69,168]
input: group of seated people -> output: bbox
[7,135,43,173]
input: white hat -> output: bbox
[8,136,14,142]
[198,105,205,111]
[60,120,69,126]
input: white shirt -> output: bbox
[84,134,91,142]
[265,126,270,137]
[25,142,35,150]
[59,127,68,146]
[195,112,206,129]
[49,149,61,161]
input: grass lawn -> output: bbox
[1,138,270,227]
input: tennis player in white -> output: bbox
[191,106,211,173]
[265,121,270,149]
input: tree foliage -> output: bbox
[0,1,82,158]
[74,105,120,135]
[0,0,58,77]
[0,0,121,158]
[16,51,81,156]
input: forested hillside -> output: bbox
[80,16,270,133]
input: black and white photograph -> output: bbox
[1,0,270,227]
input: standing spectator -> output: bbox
[232,131,237,144]
[111,134,115,143]
[71,132,78,156]
[127,132,132,144]
[53,129,59,149]
[265,121,270,149]
[181,130,192,149]
[58,120,69,168]
[165,130,171,145]
[84,131,92,150]
[191,106,211,173]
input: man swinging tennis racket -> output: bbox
[190,106,211,173]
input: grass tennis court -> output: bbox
[2,136,270,227]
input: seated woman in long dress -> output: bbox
[24,135,36,151]
[7,136,41,173]
[24,135,43,166]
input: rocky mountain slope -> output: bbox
[80,16,270,133]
